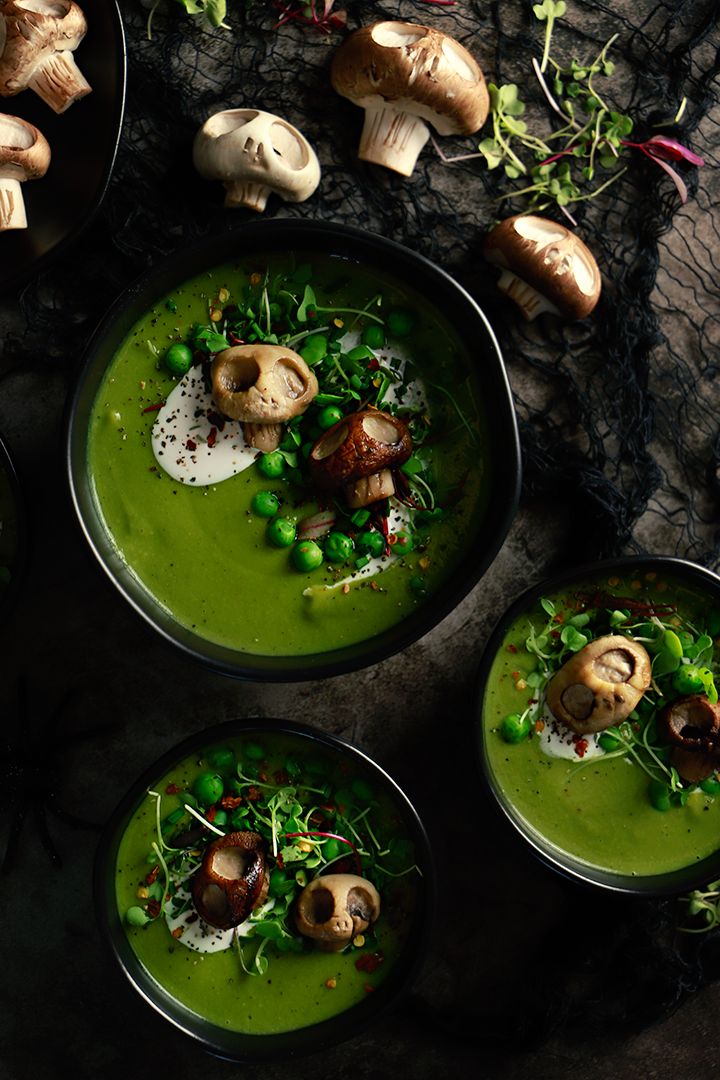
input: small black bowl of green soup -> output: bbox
[67,219,520,680]
[96,719,433,1060]
[475,556,720,895]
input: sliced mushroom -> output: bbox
[211,344,318,451]
[191,830,269,931]
[483,214,602,321]
[0,0,92,113]
[661,693,720,782]
[309,409,412,509]
[193,108,321,213]
[295,873,381,952]
[330,21,489,176]
[546,635,651,735]
[0,113,50,230]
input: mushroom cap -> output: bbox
[295,873,381,952]
[191,830,269,931]
[330,21,489,136]
[309,410,412,491]
[0,112,50,179]
[546,634,651,735]
[484,214,602,320]
[192,108,321,204]
[211,344,319,424]
[662,693,720,754]
[0,0,87,96]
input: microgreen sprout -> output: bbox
[680,880,720,933]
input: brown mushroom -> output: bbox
[546,634,651,735]
[0,0,92,114]
[661,694,720,783]
[295,873,381,952]
[330,21,489,176]
[308,409,412,509]
[0,112,50,230]
[483,214,602,321]
[211,343,318,452]
[191,830,269,931]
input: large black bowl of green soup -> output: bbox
[95,719,433,1060]
[67,220,520,679]
[476,556,720,895]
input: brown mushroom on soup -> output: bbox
[191,830,269,931]
[330,20,489,177]
[309,409,412,509]
[483,214,601,321]
[661,694,720,783]
[211,343,318,452]
[0,0,92,113]
[546,634,651,735]
[0,113,50,230]
[295,873,381,952]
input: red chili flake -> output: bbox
[367,358,380,371]
[146,899,161,918]
[171,926,184,939]
[511,670,520,680]
[364,984,375,994]
[165,783,183,795]
[355,951,384,974]
[220,795,243,809]
[145,865,160,886]
[207,426,218,448]
[186,439,197,452]
[552,613,565,624]
[506,644,518,654]
[370,580,380,592]
[574,738,589,758]
[205,806,217,822]
[258,771,268,783]
[142,402,165,414]
[550,629,561,639]
[245,785,262,802]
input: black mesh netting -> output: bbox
[2,0,720,1050]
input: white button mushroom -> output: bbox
[0,0,92,114]
[330,20,489,176]
[192,108,321,213]
[295,873,381,952]
[0,113,50,230]
[483,214,602,321]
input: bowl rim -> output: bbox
[94,716,436,1062]
[0,430,28,615]
[66,218,521,681]
[474,553,720,897]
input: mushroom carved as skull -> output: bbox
[295,873,381,952]
[661,694,720,783]
[331,21,489,177]
[191,830,270,931]
[483,214,602,321]
[0,112,50,230]
[546,634,651,735]
[212,343,319,452]
[193,108,321,213]
[0,0,92,113]
[309,409,413,509]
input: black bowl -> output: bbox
[474,555,720,896]
[94,718,434,1062]
[0,432,27,615]
[66,219,521,681]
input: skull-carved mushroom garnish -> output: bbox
[483,214,602,321]
[0,113,50,230]
[191,830,270,931]
[295,873,381,952]
[192,108,321,213]
[212,344,319,452]
[546,635,651,736]
[309,409,412,509]
[0,0,92,114]
[661,694,720,783]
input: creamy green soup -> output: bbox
[115,733,420,1035]
[87,255,487,656]
[482,569,720,878]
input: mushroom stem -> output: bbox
[345,468,395,509]
[28,50,91,113]
[223,179,272,212]
[358,103,431,176]
[496,269,561,321]
[243,421,283,453]
[0,179,26,231]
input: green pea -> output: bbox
[361,324,385,350]
[257,451,285,479]
[267,517,297,548]
[598,732,621,752]
[500,712,532,744]
[291,540,324,572]
[356,530,385,558]
[409,574,428,598]
[126,906,151,927]
[269,868,294,897]
[324,531,354,563]
[672,663,706,695]
[251,490,280,518]
[318,405,343,430]
[206,746,235,770]
[213,809,228,827]
[244,743,265,761]
[387,308,416,338]
[299,333,328,366]
[322,838,343,862]
[700,775,720,795]
[193,771,224,807]
[648,779,672,811]
[164,342,193,376]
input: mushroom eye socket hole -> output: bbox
[208,109,260,138]
[211,848,250,880]
[269,122,309,170]
[593,649,634,684]
[0,117,34,152]
[561,682,595,720]
[304,887,335,924]
[362,414,402,444]
[200,882,230,921]
[347,886,375,921]
[312,423,350,461]
[220,355,260,394]
[371,21,426,49]
[16,0,70,15]
[441,38,478,82]
[275,358,309,399]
